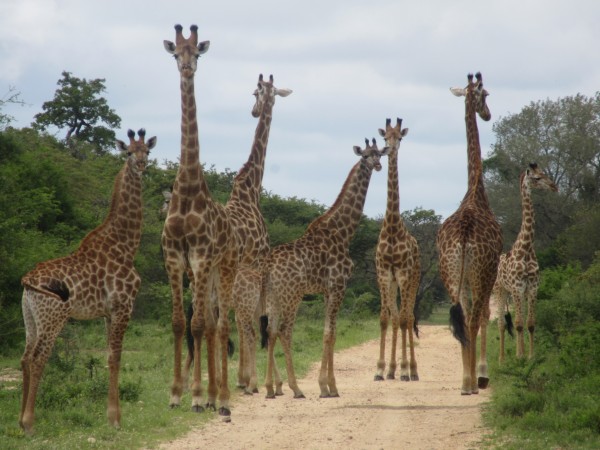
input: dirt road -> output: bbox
[157,324,492,450]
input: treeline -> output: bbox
[0,127,439,351]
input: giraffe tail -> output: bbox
[260,315,269,349]
[504,311,514,337]
[449,303,469,347]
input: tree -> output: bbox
[32,71,121,154]
[485,93,600,262]
[0,86,26,130]
[401,207,445,318]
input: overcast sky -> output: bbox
[1,0,599,219]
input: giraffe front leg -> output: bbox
[106,307,132,429]
[320,292,342,397]
[513,293,525,358]
[166,264,185,408]
[375,306,389,381]
[388,313,399,380]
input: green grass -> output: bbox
[0,311,380,450]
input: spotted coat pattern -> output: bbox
[19,129,156,434]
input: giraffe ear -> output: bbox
[197,40,210,55]
[378,128,385,137]
[450,87,466,97]
[163,40,176,54]
[146,136,157,151]
[115,139,128,154]
[353,146,363,156]
[401,128,409,137]
[275,88,293,97]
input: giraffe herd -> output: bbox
[17,24,559,434]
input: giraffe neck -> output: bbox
[463,96,489,205]
[307,160,373,244]
[384,148,402,221]
[515,175,535,252]
[80,163,143,261]
[175,76,209,197]
[231,101,274,205]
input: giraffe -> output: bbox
[437,72,503,395]
[493,163,557,362]
[228,74,291,395]
[19,129,156,434]
[374,118,421,382]
[262,138,389,399]
[161,24,238,416]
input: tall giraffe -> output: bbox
[230,74,292,395]
[493,163,557,362]
[374,118,421,382]
[437,72,502,395]
[19,129,156,434]
[161,24,237,416]
[262,138,389,399]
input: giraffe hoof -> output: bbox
[478,377,489,389]
[205,403,216,412]
[265,393,276,399]
[374,375,384,381]
[169,403,180,409]
[386,374,395,380]
[411,375,420,381]
[191,404,205,413]
[252,387,259,394]
[400,375,410,382]
[218,407,231,416]
[294,393,306,399]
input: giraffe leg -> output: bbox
[216,265,235,416]
[264,329,278,399]
[496,287,507,363]
[398,278,412,382]
[319,290,342,398]
[165,254,186,408]
[20,297,69,435]
[513,291,525,358]
[388,312,399,380]
[375,304,389,381]
[469,321,480,394]
[235,314,247,389]
[478,301,490,389]
[408,268,420,381]
[105,301,133,429]
[279,323,304,398]
[20,291,37,431]
[526,286,537,359]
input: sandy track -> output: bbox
[157,324,492,450]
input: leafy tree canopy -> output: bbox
[32,71,121,155]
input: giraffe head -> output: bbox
[378,117,409,153]
[353,138,389,172]
[163,24,210,78]
[523,162,558,192]
[251,74,293,118]
[116,129,157,176]
[450,72,491,121]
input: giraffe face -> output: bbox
[378,117,409,154]
[163,25,210,78]
[116,129,157,176]
[525,163,558,192]
[450,72,491,121]
[251,74,292,118]
[353,138,389,172]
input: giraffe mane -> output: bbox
[306,161,361,233]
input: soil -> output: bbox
[157,323,493,450]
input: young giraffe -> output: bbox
[19,129,156,434]
[374,118,421,382]
[230,74,291,395]
[262,138,389,399]
[161,24,237,416]
[493,163,557,362]
[437,72,503,395]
